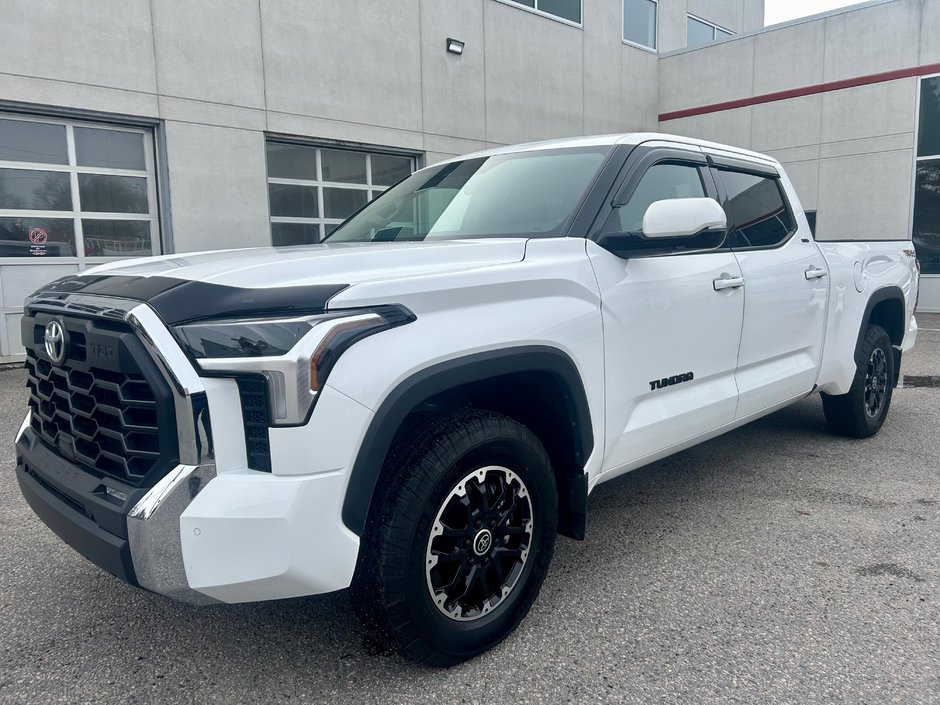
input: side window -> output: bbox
[718,169,795,249]
[600,161,722,255]
[615,163,706,233]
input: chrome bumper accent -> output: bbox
[128,463,217,605]
[127,304,212,469]
[126,301,217,604]
[15,410,31,444]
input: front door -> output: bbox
[586,147,745,477]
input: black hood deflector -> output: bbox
[32,275,349,325]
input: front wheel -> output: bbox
[351,410,558,666]
[821,323,895,438]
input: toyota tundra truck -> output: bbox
[14,133,919,666]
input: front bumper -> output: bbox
[17,430,137,585]
[17,408,361,605]
[16,407,218,606]
[16,294,365,605]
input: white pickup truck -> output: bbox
[15,133,919,666]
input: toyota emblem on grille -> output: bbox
[43,320,67,366]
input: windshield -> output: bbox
[325,146,611,243]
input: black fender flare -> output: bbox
[855,285,905,385]
[341,345,594,536]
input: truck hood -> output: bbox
[83,239,528,288]
[30,240,529,324]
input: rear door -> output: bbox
[586,146,745,475]
[708,155,828,419]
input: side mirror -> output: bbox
[641,198,727,240]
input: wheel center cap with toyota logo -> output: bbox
[43,320,68,366]
[472,529,493,556]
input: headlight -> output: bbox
[175,318,320,359]
[173,305,414,425]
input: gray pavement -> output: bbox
[2,316,939,704]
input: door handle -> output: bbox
[713,276,745,291]
[805,266,828,280]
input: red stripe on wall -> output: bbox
[659,62,940,122]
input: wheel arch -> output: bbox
[341,346,594,540]
[857,285,905,385]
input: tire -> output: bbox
[821,323,895,438]
[351,409,558,666]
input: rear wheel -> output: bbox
[821,324,895,438]
[351,409,557,666]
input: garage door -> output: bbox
[0,113,159,360]
[265,140,415,245]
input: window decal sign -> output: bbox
[28,226,48,256]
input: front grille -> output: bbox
[23,312,179,487]
[237,377,272,472]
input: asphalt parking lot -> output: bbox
[2,316,938,705]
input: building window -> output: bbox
[0,114,159,259]
[265,141,415,246]
[914,76,940,275]
[687,14,734,48]
[913,161,940,275]
[502,0,582,25]
[623,0,657,50]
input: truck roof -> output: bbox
[433,133,779,168]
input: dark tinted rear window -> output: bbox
[720,170,795,249]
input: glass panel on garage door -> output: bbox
[0,113,160,359]
[266,141,416,246]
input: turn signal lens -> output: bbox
[309,316,386,393]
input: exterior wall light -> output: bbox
[446,38,465,55]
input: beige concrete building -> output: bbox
[659,0,940,316]
[0,0,936,361]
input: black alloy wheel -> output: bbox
[864,347,889,417]
[351,409,558,666]
[425,465,534,621]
